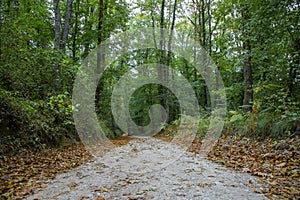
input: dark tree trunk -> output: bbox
[13,0,18,7]
[158,0,166,121]
[72,0,79,61]
[53,0,60,50]
[166,0,177,65]
[194,0,210,109]
[201,0,206,48]
[241,4,253,113]
[97,0,104,47]
[159,0,165,61]
[207,0,212,56]
[159,0,165,58]
[95,0,105,111]
[166,0,177,121]
[60,0,73,52]
[53,0,61,90]
[242,40,253,113]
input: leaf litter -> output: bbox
[0,137,132,199]
[24,137,267,200]
[1,134,298,199]
[188,134,300,199]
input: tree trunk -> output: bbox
[53,0,60,50]
[166,0,177,65]
[165,0,177,121]
[243,40,253,113]
[151,10,157,49]
[60,0,73,52]
[97,0,104,47]
[207,0,212,56]
[201,0,206,48]
[194,0,210,109]
[159,0,165,61]
[72,0,79,61]
[241,5,253,113]
[13,0,18,7]
[95,0,105,111]
[53,0,61,90]
[158,0,166,121]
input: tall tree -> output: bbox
[165,0,178,120]
[95,0,105,110]
[60,0,73,52]
[53,0,74,52]
[71,0,79,60]
[53,0,60,50]
[241,4,253,113]
[187,0,213,109]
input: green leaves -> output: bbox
[48,93,73,116]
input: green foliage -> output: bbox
[0,88,77,155]
[197,115,210,137]
[0,0,299,155]
[225,106,300,139]
[48,93,73,120]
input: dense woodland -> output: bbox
[0,0,299,154]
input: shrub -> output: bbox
[0,89,78,155]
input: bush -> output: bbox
[0,89,78,155]
[226,108,300,139]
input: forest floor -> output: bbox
[157,133,299,199]
[0,135,299,199]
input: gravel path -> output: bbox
[27,137,268,200]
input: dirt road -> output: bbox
[27,137,267,200]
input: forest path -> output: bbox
[26,137,267,200]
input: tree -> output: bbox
[61,0,73,52]
[241,3,253,113]
[53,0,74,52]
[95,0,106,112]
[53,0,60,50]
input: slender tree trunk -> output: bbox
[13,0,18,7]
[53,0,61,90]
[53,0,60,50]
[83,22,92,58]
[72,0,79,61]
[159,0,165,61]
[97,0,104,47]
[201,0,206,48]
[195,0,210,109]
[241,6,253,113]
[158,0,165,120]
[242,40,253,112]
[95,0,105,111]
[166,0,177,65]
[207,0,212,55]
[60,0,73,52]
[151,10,157,49]
[166,0,177,121]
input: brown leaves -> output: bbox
[0,145,91,199]
[95,197,105,200]
[195,135,300,199]
[197,182,216,187]
[0,137,132,199]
